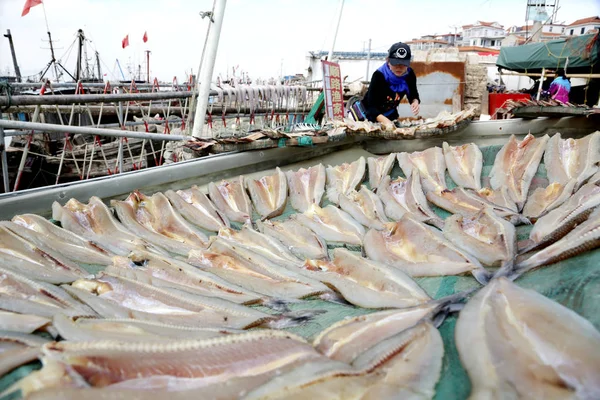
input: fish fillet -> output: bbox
[338,186,390,230]
[378,172,444,229]
[475,186,518,213]
[208,176,253,223]
[111,191,208,256]
[364,215,488,282]
[293,204,365,246]
[455,277,600,399]
[164,186,230,232]
[0,331,50,376]
[256,219,328,260]
[488,133,549,210]
[286,164,326,212]
[442,142,482,190]
[544,131,600,189]
[246,167,288,219]
[522,180,576,222]
[325,157,366,204]
[297,248,431,309]
[367,154,396,191]
[397,147,447,194]
[0,311,50,334]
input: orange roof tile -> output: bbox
[458,46,500,54]
[567,16,600,26]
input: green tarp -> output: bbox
[496,33,600,73]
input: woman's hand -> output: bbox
[376,115,395,131]
[411,100,420,116]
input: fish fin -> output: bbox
[261,298,302,313]
[471,267,493,285]
[267,309,327,329]
[318,291,354,306]
[431,308,450,328]
[517,238,535,254]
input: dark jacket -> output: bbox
[362,68,420,122]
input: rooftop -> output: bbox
[458,46,500,55]
[568,16,600,26]
[407,39,449,44]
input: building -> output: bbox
[565,16,600,36]
[437,32,463,46]
[406,39,451,51]
[461,21,505,49]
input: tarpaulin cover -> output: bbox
[1,145,599,400]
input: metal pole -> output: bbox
[327,0,345,61]
[3,30,22,82]
[145,50,151,83]
[0,127,9,193]
[192,0,227,139]
[365,38,372,81]
[536,67,545,101]
[118,139,124,174]
[95,51,102,81]
[76,29,84,81]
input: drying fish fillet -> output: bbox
[397,147,447,194]
[0,311,50,334]
[325,157,366,204]
[0,331,50,377]
[588,169,600,185]
[218,225,302,268]
[442,142,482,190]
[246,167,288,219]
[188,243,329,300]
[293,204,365,246]
[338,186,390,230]
[104,249,263,305]
[52,196,167,256]
[53,314,241,342]
[298,248,431,309]
[313,302,442,363]
[522,180,576,221]
[65,273,309,330]
[544,131,600,189]
[256,219,328,260]
[475,186,519,212]
[208,176,253,223]
[8,331,324,398]
[488,133,549,210]
[516,207,600,273]
[443,207,516,268]
[111,191,208,256]
[11,214,113,265]
[455,277,600,400]
[0,266,96,318]
[367,153,395,191]
[286,164,326,212]
[246,321,443,400]
[364,215,488,283]
[378,172,444,229]
[164,186,230,232]
[426,187,525,225]
[524,182,600,252]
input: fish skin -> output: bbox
[363,215,488,282]
[0,311,50,334]
[256,219,328,260]
[11,214,114,265]
[111,191,208,256]
[367,154,396,192]
[338,186,390,230]
[397,147,447,194]
[208,176,253,223]
[516,207,600,273]
[0,331,51,377]
[297,248,431,309]
[525,182,600,252]
[588,169,600,185]
[293,204,365,246]
[325,157,366,205]
[52,197,168,256]
[544,132,600,190]
[488,133,550,211]
[164,187,230,232]
[455,277,600,400]
[522,180,577,222]
[246,167,288,219]
[442,142,483,190]
[286,164,326,213]
[443,207,516,268]
[378,171,444,229]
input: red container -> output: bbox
[489,93,531,116]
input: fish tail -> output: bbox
[318,291,354,306]
[267,309,327,329]
[260,298,301,312]
[471,267,493,285]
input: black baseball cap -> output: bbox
[388,42,411,66]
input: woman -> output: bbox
[549,69,571,103]
[362,42,421,130]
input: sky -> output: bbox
[1,0,598,83]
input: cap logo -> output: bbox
[394,47,408,59]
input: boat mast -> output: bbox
[3,30,22,82]
[95,51,102,81]
[145,50,151,83]
[76,29,84,81]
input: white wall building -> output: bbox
[565,16,600,36]
[461,21,505,49]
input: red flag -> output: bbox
[143,31,148,43]
[122,34,129,49]
[21,0,43,17]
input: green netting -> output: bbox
[1,144,599,400]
